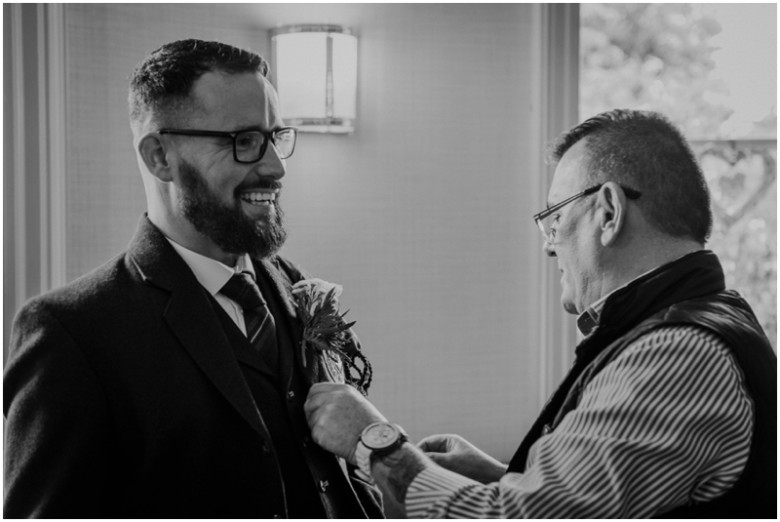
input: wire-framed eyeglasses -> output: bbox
[158,127,298,163]
[533,183,641,242]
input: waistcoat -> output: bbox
[507,251,776,518]
[209,260,380,519]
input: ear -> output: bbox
[138,133,174,182]
[596,182,627,247]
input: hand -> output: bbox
[418,434,507,484]
[304,382,388,465]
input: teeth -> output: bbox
[241,191,276,204]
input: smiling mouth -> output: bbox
[239,190,278,206]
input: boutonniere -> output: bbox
[291,278,372,395]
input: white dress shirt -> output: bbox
[166,238,256,336]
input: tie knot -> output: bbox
[220,272,265,312]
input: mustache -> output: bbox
[237,180,283,191]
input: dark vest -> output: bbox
[209,262,379,519]
[507,251,776,518]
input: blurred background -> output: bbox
[580,4,777,348]
[4,3,776,462]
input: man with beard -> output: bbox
[3,39,382,518]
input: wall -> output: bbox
[62,4,264,276]
[56,4,548,460]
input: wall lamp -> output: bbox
[271,24,358,134]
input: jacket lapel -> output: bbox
[127,216,266,436]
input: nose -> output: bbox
[543,240,557,258]
[253,144,286,181]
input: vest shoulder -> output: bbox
[659,290,771,348]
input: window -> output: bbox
[581,4,777,349]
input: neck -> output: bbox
[600,235,704,301]
[147,209,239,266]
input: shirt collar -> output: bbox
[165,238,256,297]
[576,264,665,336]
[576,295,607,336]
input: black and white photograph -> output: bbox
[3,3,776,518]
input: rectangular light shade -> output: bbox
[271,25,357,134]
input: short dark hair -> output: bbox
[551,109,712,243]
[128,39,269,129]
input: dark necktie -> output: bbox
[220,272,278,371]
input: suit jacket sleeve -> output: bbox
[4,300,114,517]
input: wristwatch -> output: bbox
[355,422,408,478]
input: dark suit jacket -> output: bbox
[3,215,383,518]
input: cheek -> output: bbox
[556,243,583,288]
[200,164,241,195]
[561,261,578,292]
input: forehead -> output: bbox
[186,71,282,129]
[549,139,589,202]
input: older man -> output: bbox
[304,109,776,518]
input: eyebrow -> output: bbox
[231,125,273,133]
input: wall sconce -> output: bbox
[271,24,358,134]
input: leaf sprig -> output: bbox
[292,279,372,394]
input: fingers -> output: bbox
[418,434,461,453]
[304,383,351,421]
[306,382,359,408]
[425,452,450,466]
[303,383,385,463]
[304,382,385,432]
[307,381,349,396]
[418,435,449,453]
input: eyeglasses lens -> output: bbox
[273,129,296,160]
[234,132,264,162]
[538,213,556,241]
[234,129,296,162]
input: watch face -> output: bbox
[362,423,400,450]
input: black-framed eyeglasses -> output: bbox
[533,183,641,242]
[158,127,298,163]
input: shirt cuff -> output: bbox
[405,466,480,518]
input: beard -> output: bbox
[178,160,288,259]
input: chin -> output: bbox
[560,288,580,315]
[562,300,579,315]
[561,289,580,315]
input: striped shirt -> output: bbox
[405,326,754,518]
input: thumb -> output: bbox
[418,435,450,453]
[425,452,452,466]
